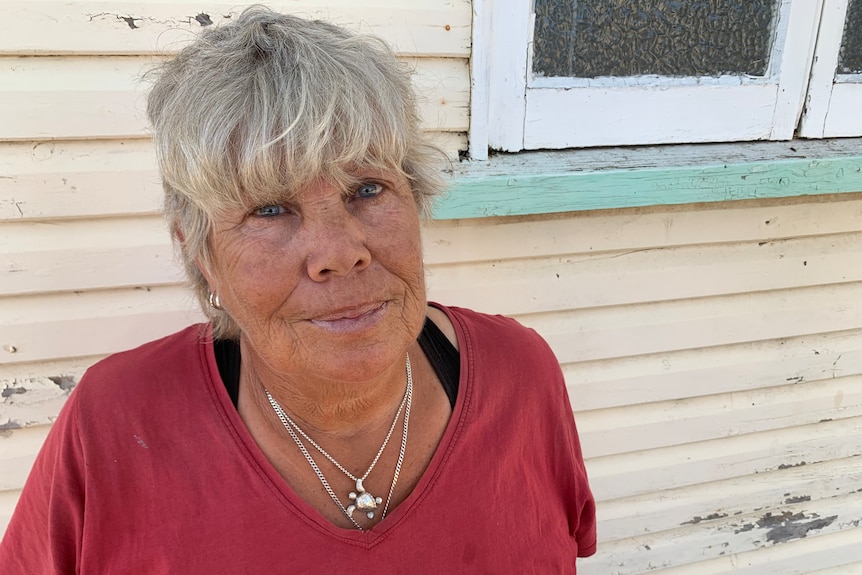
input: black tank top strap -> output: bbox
[214,316,460,410]
[214,338,241,408]
[417,316,460,409]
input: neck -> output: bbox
[239,339,412,438]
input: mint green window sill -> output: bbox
[434,138,862,219]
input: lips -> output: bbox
[309,301,388,332]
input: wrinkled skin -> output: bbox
[200,171,427,396]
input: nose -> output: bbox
[303,206,372,281]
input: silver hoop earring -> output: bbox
[208,291,223,310]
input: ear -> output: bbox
[196,257,215,289]
[172,223,186,245]
[173,224,215,289]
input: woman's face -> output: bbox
[202,170,427,383]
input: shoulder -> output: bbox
[431,304,563,398]
[434,304,555,361]
[73,323,213,405]
[51,323,221,460]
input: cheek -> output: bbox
[373,212,424,273]
[210,237,301,305]
[387,225,427,308]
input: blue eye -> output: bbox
[355,183,382,199]
[255,205,285,217]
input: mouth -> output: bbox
[309,301,388,333]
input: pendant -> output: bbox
[347,478,383,519]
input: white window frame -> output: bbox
[799,0,862,137]
[470,0,824,158]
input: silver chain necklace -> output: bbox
[265,354,413,530]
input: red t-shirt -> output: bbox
[0,305,596,573]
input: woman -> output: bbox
[0,7,595,572]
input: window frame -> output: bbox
[799,0,862,137]
[470,0,824,158]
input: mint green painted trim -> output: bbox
[433,156,862,219]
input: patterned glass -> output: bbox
[533,0,778,78]
[838,0,862,73]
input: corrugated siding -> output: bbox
[423,196,862,573]
[2,2,862,574]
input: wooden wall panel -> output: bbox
[585,416,862,501]
[0,286,205,366]
[0,139,162,221]
[425,198,862,573]
[578,376,862,458]
[586,527,862,575]
[0,56,469,141]
[1,217,178,296]
[808,562,862,575]
[0,1,472,57]
[579,495,862,575]
[529,282,862,363]
[596,456,862,542]
[422,196,862,264]
[562,328,862,410]
[0,355,105,384]
[425,232,862,316]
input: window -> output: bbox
[471,0,859,157]
[799,0,862,137]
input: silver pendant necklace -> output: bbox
[265,354,413,530]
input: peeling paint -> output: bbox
[765,514,837,544]
[758,511,800,528]
[753,510,838,544]
[681,512,728,525]
[86,11,231,30]
[1,386,27,398]
[48,375,77,392]
[784,495,811,504]
[778,461,807,470]
[0,419,22,431]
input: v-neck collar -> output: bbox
[197,304,473,547]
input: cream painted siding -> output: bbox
[2,3,862,575]
[424,195,862,573]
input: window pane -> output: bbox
[533,0,778,78]
[838,0,862,73]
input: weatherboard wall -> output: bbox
[2,1,862,573]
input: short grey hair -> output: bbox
[146,6,446,339]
